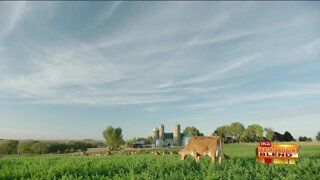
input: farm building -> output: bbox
[132,141,144,148]
[152,124,204,147]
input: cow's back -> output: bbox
[187,136,220,155]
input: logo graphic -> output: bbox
[256,141,299,164]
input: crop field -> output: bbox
[0,144,319,179]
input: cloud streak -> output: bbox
[181,82,320,110]
[0,2,28,38]
[92,2,122,26]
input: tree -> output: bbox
[212,122,245,142]
[264,128,274,141]
[31,142,49,154]
[283,131,295,141]
[183,126,200,136]
[298,136,305,141]
[240,124,263,142]
[212,125,230,138]
[0,140,18,154]
[229,122,245,141]
[103,126,124,150]
[48,143,67,154]
[125,137,138,147]
[316,131,320,141]
[299,136,312,142]
[20,140,37,154]
[145,136,153,144]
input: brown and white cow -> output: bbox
[180,136,229,163]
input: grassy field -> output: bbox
[0,144,319,179]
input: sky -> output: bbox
[0,1,320,140]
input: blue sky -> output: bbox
[0,2,320,140]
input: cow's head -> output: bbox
[179,149,187,160]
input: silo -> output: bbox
[159,124,164,140]
[152,128,159,144]
[173,124,180,146]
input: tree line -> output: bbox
[212,122,295,143]
[3,123,317,155]
[0,140,98,155]
[212,122,320,143]
[102,124,320,149]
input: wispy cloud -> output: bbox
[31,94,185,106]
[181,82,320,110]
[181,54,261,85]
[285,38,320,61]
[92,2,122,26]
[0,2,28,38]
[155,54,260,89]
[0,41,186,105]
[174,81,250,95]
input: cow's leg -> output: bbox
[216,149,221,164]
[217,138,222,164]
[191,151,199,163]
[196,153,200,163]
[210,149,215,162]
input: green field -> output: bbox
[0,144,319,179]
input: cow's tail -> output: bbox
[221,137,230,160]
